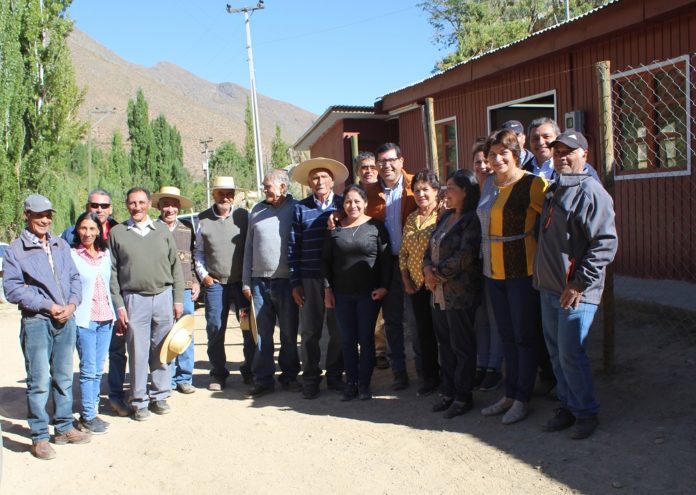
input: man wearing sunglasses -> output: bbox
[61,189,118,244]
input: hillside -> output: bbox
[68,29,316,178]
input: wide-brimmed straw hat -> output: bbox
[151,186,193,209]
[160,315,195,364]
[211,176,236,190]
[290,157,349,187]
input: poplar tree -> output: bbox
[127,88,155,188]
[270,124,291,168]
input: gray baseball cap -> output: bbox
[24,194,56,213]
[550,131,588,151]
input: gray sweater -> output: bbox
[194,205,248,284]
[242,195,298,289]
[533,173,618,305]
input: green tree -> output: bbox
[127,88,155,188]
[420,0,607,71]
[209,141,255,191]
[244,96,255,170]
[270,123,291,168]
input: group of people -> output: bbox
[2,117,617,461]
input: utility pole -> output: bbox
[87,107,116,191]
[200,138,213,208]
[226,1,265,193]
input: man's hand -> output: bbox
[371,288,388,301]
[242,287,252,302]
[292,286,305,307]
[174,303,183,320]
[560,285,584,310]
[116,307,129,336]
[202,275,219,288]
[191,282,201,301]
[324,288,335,309]
[51,303,76,324]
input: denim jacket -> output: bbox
[3,230,82,318]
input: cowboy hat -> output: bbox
[211,176,237,190]
[290,157,349,187]
[160,315,195,364]
[151,186,193,209]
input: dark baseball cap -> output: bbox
[550,131,588,151]
[24,193,56,213]
[501,120,524,134]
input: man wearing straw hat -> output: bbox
[193,176,253,391]
[288,157,349,399]
[153,186,200,395]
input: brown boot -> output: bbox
[54,428,91,445]
[31,440,56,460]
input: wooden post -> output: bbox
[350,134,359,183]
[596,60,615,375]
[424,97,439,176]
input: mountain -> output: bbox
[68,29,316,178]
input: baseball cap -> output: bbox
[501,120,525,134]
[550,131,588,151]
[24,194,56,213]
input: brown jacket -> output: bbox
[365,172,417,228]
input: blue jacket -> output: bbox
[3,230,82,318]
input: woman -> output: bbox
[423,169,482,418]
[400,169,442,396]
[323,184,391,401]
[472,140,504,391]
[477,128,547,424]
[71,212,116,434]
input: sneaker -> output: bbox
[341,383,358,402]
[109,398,131,417]
[208,376,226,392]
[133,407,151,421]
[392,371,409,391]
[443,400,473,419]
[481,397,514,417]
[30,440,56,460]
[501,400,529,425]
[54,428,91,445]
[176,382,196,394]
[149,400,171,415]
[245,384,275,399]
[542,407,576,432]
[358,385,372,401]
[302,383,320,400]
[570,416,599,440]
[374,355,390,370]
[479,369,502,391]
[473,367,486,389]
[432,396,454,413]
[417,380,439,397]
[78,417,108,435]
[280,380,303,392]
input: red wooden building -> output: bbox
[294,0,696,282]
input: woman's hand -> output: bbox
[402,273,418,295]
[371,288,388,301]
[324,288,335,309]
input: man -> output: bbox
[109,187,184,421]
[194,176,253,391]
[289,157,349,399]
[153,186,200,394]
[534,131,618,439]
[61,189,118,244]
[527,117,600,182]
[3,194,90,459]
[501,120,534,169]
[242,169,301,397]
[354,151,389,371]
[364,143,418,390]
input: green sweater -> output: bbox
[109,220,184,308]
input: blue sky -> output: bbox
[68,1,444,115]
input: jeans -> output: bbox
[251,278,300,387]
[486,276,541,402]
[205,282,254,379]
[171,289,195,386]
[475,283,503,370]
[540,290,599,418]
[20,316,77,442]
[76,320,113,420]
[432,305,477,403]
[334,292,380,387]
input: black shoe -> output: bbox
[533,377,556,396]
[374,356,390,370]
[327,377,346,392]
[358,385,372,401]
[473,367,486,389]
[241,372,254,385]
[542,407,576,432]
[417,380,439,397]
[479,369,503,391]
[443,400,473,419]
[149,400,171,415]
[341,383,358,402]
[302,383,320,400]
[392,371,409,391]
[245,384,275,399]
[280,380,303,392]
[570,416,598,440]
[432,396,454,412]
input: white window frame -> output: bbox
[486,90,557,134]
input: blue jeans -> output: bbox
[540,290,599,418]
[205,282,254,379]
[475,283,503,370]
[171,289,195,386]
[76,320,113,420]
[251,278,300,387]
[334,293,380,387]
[20,316,77,442]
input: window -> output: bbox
[612,55,691,179]
[435,118,457,180]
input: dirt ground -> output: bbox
[0,301,694,495]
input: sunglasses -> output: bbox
[89,202,111,209]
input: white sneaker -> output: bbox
[501,400,529,425]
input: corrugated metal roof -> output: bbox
[292,105,388,151]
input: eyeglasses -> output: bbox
[376,157,401,167]
[89,202,111,209]
[360,165,378,171]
